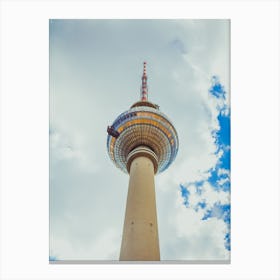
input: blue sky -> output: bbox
[180,76,231,253]
[49,19,230,261]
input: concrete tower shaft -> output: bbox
[120,146,160,260]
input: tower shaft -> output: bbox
[119,148,160,261]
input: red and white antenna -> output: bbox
[141,62,148,101]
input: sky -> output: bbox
[49,19,230,262]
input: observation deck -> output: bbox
[107,101,178,174]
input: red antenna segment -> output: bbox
[141,62,148,101]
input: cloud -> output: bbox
[169,38,187,54]
[164,199,230,260]
[178,76,230,254]
[202,202,230,224]
[202,202,231,252]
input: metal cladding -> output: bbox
[107,62,179,174]
[107,103,179,174]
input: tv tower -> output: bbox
[107,62,179,261]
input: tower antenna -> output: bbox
[141,61,148,101]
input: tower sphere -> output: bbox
[107,101,178,174]
[107,64,179,174]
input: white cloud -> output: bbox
[156,190,229,260]
[218,168,230,177]
[174,207,229,260]
[50,226,120,260]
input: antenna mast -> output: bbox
[141,62,148,101]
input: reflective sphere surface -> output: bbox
[107,103,179,174]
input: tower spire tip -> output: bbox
[141,62,148,101]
